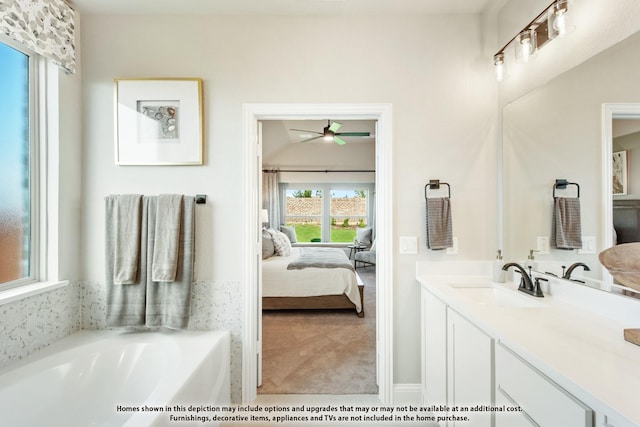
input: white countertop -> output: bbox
[417,263,640,426]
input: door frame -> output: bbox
[241,103,394,404]
[601,103,640,289]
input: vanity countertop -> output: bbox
[417,268,640,426]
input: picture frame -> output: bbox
[613,150,628,195]
[114,78,203,165]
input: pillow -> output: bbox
[280,225,297,243]
[267,228,291,257]
[355,227,373,246]
[262,229,275,259]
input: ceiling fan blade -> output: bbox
[328,122,342,133]
[336,132,371,137]
[300,135,324,143]
[334,136,348,145]
[290,128,323,135]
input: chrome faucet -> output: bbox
[562,262,591,282]
[502,262,545,298]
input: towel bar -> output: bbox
[105,194,207,204]
[425,179,451,199]
[553,179,580,198]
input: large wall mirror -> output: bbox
[502,29,640,295]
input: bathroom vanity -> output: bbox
[417,262,640,427]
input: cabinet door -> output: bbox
[447,309,493,427]
[421,289,448,407]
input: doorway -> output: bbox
[602,104,640,290]
[241,103,394,404]
[259,119,377,394]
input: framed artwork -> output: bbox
[114,78,203,165]
[613,150,628,195]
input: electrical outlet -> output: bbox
[537,236,550,254]
[578,236,596,254]
[446,237,459,255]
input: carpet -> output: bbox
[258,267,377,394]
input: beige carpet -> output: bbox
[259,267,377,394]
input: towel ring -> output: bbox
[425,179,451,199]
[553,179,580,198]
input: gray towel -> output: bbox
[426,197,453,250]
[111,194,142,284]
[106,195,195,329]
[106,195,148,327]
[152,194,183,282]
[552,197,582,249]
[145,196,195,329]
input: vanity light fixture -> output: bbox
[493,0,573,81]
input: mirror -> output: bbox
[502,29,640,293]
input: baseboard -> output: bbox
[393,383,422,405]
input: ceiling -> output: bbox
[71,0,505,16]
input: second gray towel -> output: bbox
[152,194,183,282]
[426,197,453,250]
[552,197,582,249]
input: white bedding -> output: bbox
[262,247,362,313]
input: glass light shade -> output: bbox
[547,0,572,39]
[494,53,505,82]
[515,29,537,63]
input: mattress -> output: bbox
[262,247,362,312]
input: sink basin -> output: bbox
[448,283,544,308]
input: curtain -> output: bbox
[1,0,77,74]
[262,170,280,229]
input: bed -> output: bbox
[262,246,365,317]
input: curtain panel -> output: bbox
[262,170,281,229]
[0,0,76,73]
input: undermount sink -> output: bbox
[448,283,545,308]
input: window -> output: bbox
[0,40,36,288]
[284,188,323,242]
[330,188,369,242]
[283,184,373,243]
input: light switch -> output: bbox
[399,236,418,255]
[537,236,550,254]
[578,236,596,254]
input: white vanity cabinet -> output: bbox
[447,308,493,427]
[495,344,593,427]
[421,288,447,408]
[421,288,493,427]
[418,270,640,427]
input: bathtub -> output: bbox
[0,329,230,427]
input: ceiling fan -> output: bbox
[290,120,370,145]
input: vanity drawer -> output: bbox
[496,344,593,427]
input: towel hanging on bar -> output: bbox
[552,197,582,250]
[105,194,195,329]
[425,181,453,250]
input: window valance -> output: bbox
[0,0,76,74]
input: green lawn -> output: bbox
[290,223,357,243]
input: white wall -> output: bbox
[80,13,497,394]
